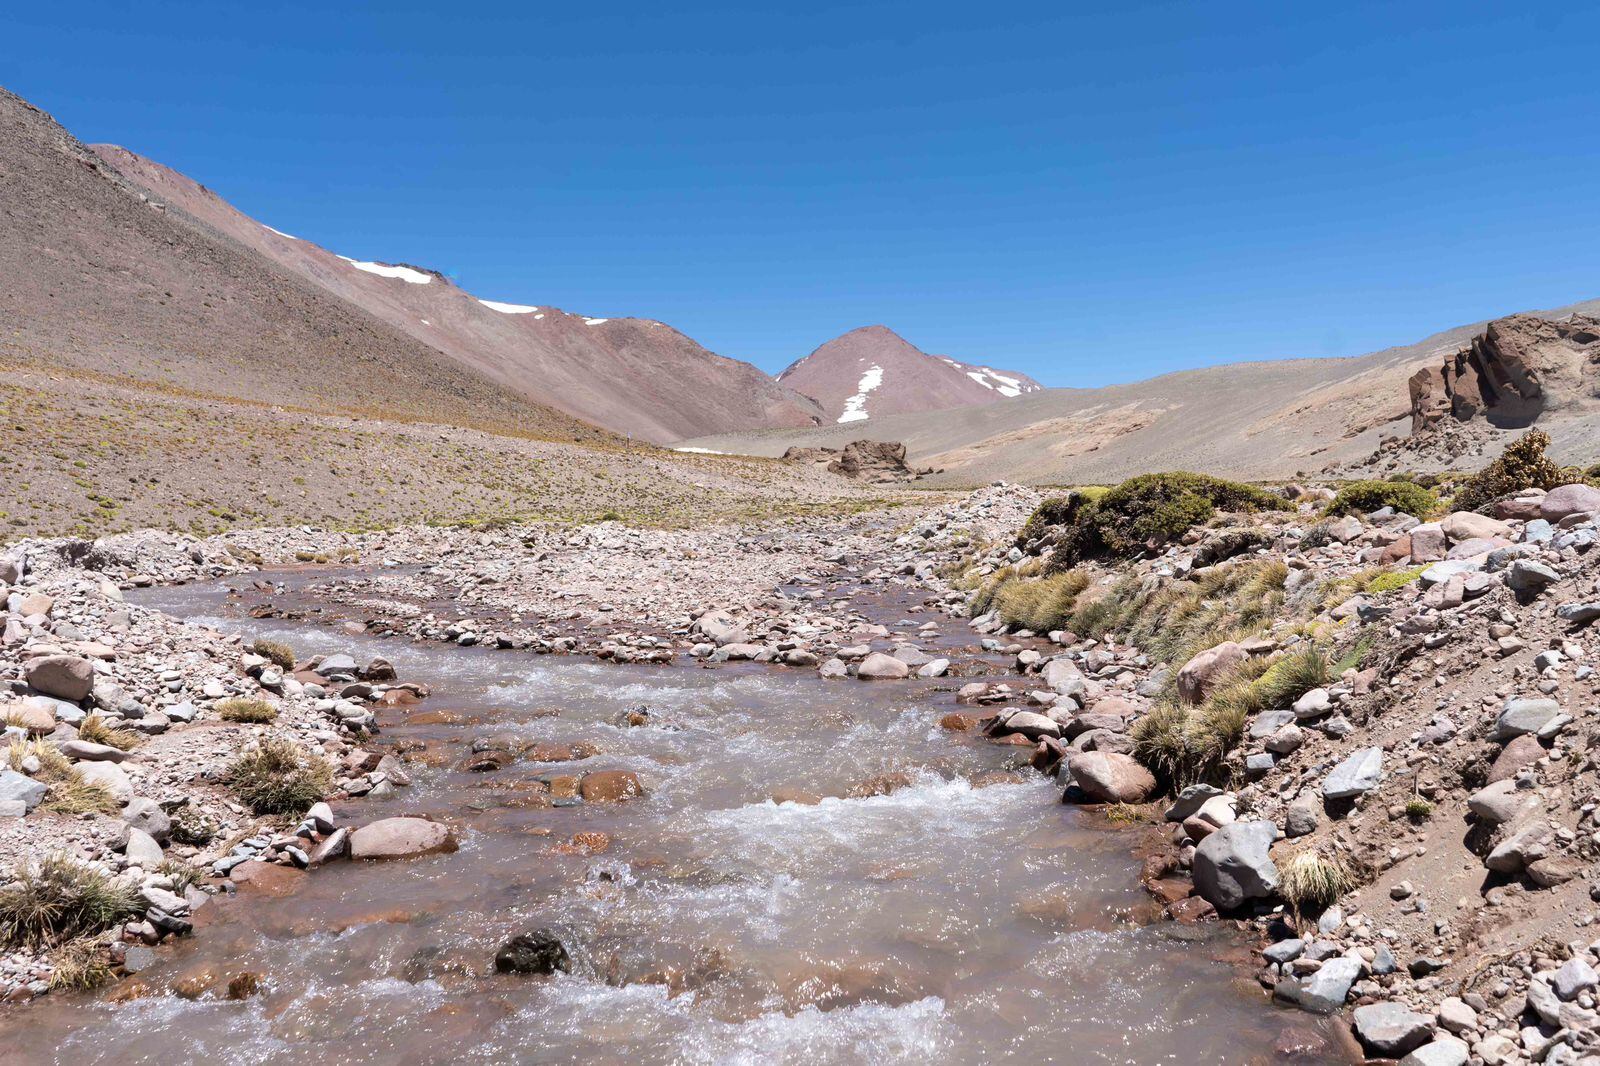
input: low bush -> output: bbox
[216,697,278,724]
[226,737,332,816]
[1324,480,1438,519]
[250,638,296,671]
[1045,472,1287,568]
[1451,429,1568,513]
[0,855,141,950]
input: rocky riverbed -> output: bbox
[0,481,1596,1062]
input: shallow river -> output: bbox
[0,572,1345,1064]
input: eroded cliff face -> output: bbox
[1409,314,1600,434]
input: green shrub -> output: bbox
[226,737,332,816]
[1324,480,1438,519]
[1047,472,1287,567]
[0,856,141,950]
[250,638,296,671]
[1362,565,1428,595]
[216,697,278,724]
[1404,798,1434,820]
[1452,429,1568,513]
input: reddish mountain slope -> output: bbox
[777,326,1042,424]
[0,87,605,442]
[91,145,823,443]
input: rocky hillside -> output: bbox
[776,325,1042,425]
[681,304,1600,485]
[931,466,1600,1063]
[89,143,824,444]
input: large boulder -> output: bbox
[1192,819,1278,911]
[1540,483,1600,522]
[1040,659,1085,698]
[1440,511,1509,543]
[0,770,47,813]
[1493,698,1561,741]
[23,655,94,702]
[1066,751,1155,803]
[856,652,909,680]
[350,817,457,860]
[1176,641,1246,705]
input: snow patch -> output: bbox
[478,299,540,314]
[584,317,609,326]
[837,364,884,423]
[337,255,433,284]
[673,447,727,455]
[966,368,1029,399]
[262,224,299,240]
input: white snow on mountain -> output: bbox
[337,255,433,284]
[479,299,541,314]
[837,364,884,423]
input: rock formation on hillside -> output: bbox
[1409,314,1600,434]
[781,440,931,482]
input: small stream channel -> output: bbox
[0,570,1344,1063]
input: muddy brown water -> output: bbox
[1,570,1349,1064]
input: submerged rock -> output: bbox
[495,928,571,975]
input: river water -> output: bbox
[0,571,1344,1064]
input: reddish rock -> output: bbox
[1067,751,1156,803]
[23,654,94,701]
[1176,641,1246,705]
[1166,896,1217,923]
[938,712,980,731]
[578,770,645,803]
[1146,877,1194,904]
[1488,734,1545,783]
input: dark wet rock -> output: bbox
[495,928,571,975]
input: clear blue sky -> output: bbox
[4,1,1597,385]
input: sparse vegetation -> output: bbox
[1404,797,1435,820]
[1069,559,1288,666]
[76,714,142,751]
[1361,564,1428,595]
[1278,849,1354,913]
[168,806,219,847]
[0,855,141,950]
[216,697,278,724]
[250,638,296,670]
[989,570,1090,632]
[1324,479,1438,519]
[1043,472,1288,568]
[6,739,118,815]
[1451,429,1568,513]
[225,737,332,816]
[46,937,116,992]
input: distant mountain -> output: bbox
[89,143,823,443]
[683,301,1600,485]
[776,326,1043,424]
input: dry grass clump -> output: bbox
[216,697,278,724]
[76,715,143,751]
[226,737,332,816]
[157,860,202,895]
[0,855,141,950]
[1278,849,1354,913]
[5,739,118,815]
[250,638,296,671]
[1081,559,1288,664]
[46,937,116,992]
[990,570,1090,633]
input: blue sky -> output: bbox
[4,1,1597,385]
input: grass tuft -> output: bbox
[226,737,332,816]
[250,638,296,671]
[76,715,143,751]
[6,739,119,815]
[0,856,141,950]
[216,697,278,724]
[1278,850,1354,913]
[46,937,116,992]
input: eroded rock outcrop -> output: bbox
[1409,313,1600,434]
[781,440,932,483]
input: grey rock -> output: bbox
[1322,746,1383,799]
[0,770,47,813]
[1399,1038,1470,1066]
[1296,956,1361,1013]
[1352,1002,1434,1057]
[1192,819,1279,911]
[1506,559,1561,598]
[122,797,171,843]
[1553,956,1598,1001]
[1494,698,1561,741]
